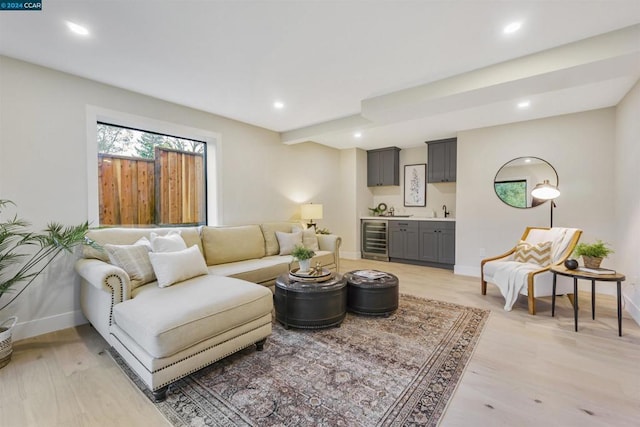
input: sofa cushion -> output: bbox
[113,275,273,358]
[207,257,290,285]
[202,225,266,265]
[260,222,298,256]
[148,245,208,288]
[275,231,303,255]
[84,227,202,261]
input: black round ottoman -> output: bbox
[344,270,399,316]
[275,273,347,329]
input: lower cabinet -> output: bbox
[388,221,420,260]
[419,221,455,266]
[389,220,455,268]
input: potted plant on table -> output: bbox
[291,244,315,273]
[573,240,614,269]
[0,199,90,369]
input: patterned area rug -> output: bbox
[111,295,489,426]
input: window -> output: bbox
[97,122,207,226]
[494,180,527,208]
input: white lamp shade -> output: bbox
[531,180,560,200]
[301,203,323,220]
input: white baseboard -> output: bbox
[454,265,481,277]
[623,284,640,327]
[11,310,88,341]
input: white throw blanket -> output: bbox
[492,261,544,311]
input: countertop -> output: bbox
[360,216,455,222]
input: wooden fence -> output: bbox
[98,148,205,226]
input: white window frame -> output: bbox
[86,106,223,226]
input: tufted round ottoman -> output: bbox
[344,270,399,316]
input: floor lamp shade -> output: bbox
[530,180,560,227]
[301,203,323,228]
[531,180,560,200]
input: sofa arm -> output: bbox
[316,234,341,253]
[75,258,129,303]
[316,234,342,271]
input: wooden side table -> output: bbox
[551,265,626,336]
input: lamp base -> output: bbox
[306,221,316,229]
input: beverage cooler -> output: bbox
[361,219,389,261]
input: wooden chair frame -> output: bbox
[481,226,583,315]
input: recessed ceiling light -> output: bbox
[517,100,531,109]
[273,101,284,110]
[66,21,89,36]
[503,21,522,34]
[353,132,362,138]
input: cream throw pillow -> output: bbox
[148,245,208,288]
[514,240,552,266]
[150,231,187,252]
[275,231,303,255]
[292,226,320,251]
[104,243,155,289]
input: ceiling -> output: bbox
[1,1,639,150]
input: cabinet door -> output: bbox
[367,147,400,187]
[379,148,399,186]
[404,222,420,260]
[388,221,404,258]
[427,138,456,183]
[438,227,456,264]
[419,222,439,262]
[367,151,381,186]
[446,140,457,182]
[427,142,446,183]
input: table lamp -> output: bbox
[301,203,323,229]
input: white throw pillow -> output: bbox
[104,243,155,289]
[292,226,320,251]
[148,245,208,288]
[150,231,187,252]
[275,231,303,255]
[135,236,152,251]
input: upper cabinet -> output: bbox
[367,147,400,187]
[426,138,457,183]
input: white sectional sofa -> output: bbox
[75,222,341,401]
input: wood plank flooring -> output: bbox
[1,258,638,426]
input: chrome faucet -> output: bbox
[442,205,450,218]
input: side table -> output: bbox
[551,265,626,336]
[274,273,347,329]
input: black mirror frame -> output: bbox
[493,156,559,209]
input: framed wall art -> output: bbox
[404,163,426,207]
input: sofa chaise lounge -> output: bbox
[75,222,341,400]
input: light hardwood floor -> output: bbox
[1,259,639,426]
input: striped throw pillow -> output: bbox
[514,240,552,266]
[104,243,156,289]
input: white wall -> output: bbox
[371,146,456,218]
[615,80,640,324]
[455,109,617,278]
[0,56,343,339]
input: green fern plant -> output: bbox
[0,199,90,312]
[291,244,315,261]
[573,240,614,259]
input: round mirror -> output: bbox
[494,157,558,208]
